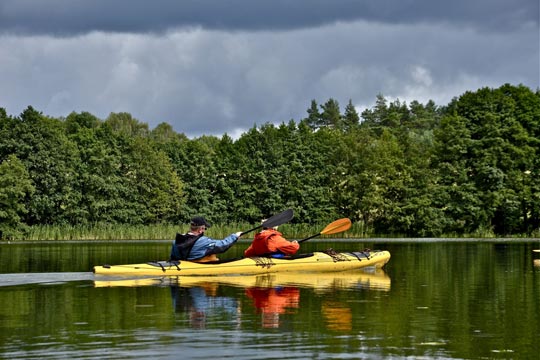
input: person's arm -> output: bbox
[204,232,241,256]
[271,235,300,255]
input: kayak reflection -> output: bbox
[94,269,391,291]
[94,270,391,329]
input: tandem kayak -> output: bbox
[93,249,391,276]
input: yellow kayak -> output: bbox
[93,250,391,277]
[93,269,391,291]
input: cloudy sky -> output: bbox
[1,0,538,138]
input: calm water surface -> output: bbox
[1,239,539,359]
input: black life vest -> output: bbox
[170,233,203,260]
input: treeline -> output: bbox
[1,84,539,239]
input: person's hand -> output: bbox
[235,231,243,238]
[292,240,298,244]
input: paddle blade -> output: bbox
[262,209,294,228]
[297,218,352,243]
[240,209,294,236]
[320,218,352,235]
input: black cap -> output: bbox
[191,216,211,228]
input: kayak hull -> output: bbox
[93,250,391,276]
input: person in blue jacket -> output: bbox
[170,216,242,262]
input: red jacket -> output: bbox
[244,229,299,257]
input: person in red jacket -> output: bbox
[244,222,299,257]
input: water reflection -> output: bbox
[322,300,352,331]
[171,284,241,329]
[245,286,300,328]
[534,249,540,267]
[0,272,93,287]
[93,269,391,291]
[2,241,540,359]
[94,270,391,330]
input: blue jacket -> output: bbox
[170,233,239,260]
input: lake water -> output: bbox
[1,239,539,359]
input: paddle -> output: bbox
[240,209,294,236]
[298,218,352,243]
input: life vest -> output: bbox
[171,233,203,260]
[244,229,298,257]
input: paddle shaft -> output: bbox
[298,233,320,244]
[240,225,264,236]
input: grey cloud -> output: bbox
[0,2,537,138]
[0,0,537,36]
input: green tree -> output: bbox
[335,128,409,234]
[361,95,415,131]
[233,121,339,224]
[361,94,388,129]
[304,100,322,130]
[64,111,100,133]
[320,98,342,128]
[67,120,131,224]
[435,84,540,235]
[123,137,185,223]
[285,123,339,222]
[150,122,187,143]
[105,112,149,137]
[2,107,79,225]
[233,124,286,221]
[342,99,360,131]
[0,154,35,239]
[166,135,222,221]
[66,111,186,225]
[350,96,444,236]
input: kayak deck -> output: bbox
[93,250,391,276]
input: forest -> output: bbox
[0,83,539,240]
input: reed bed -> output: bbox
[15,220,536,241]
[20,221,368,241]
[24,223,181,241]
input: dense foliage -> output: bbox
[0,84,538,239]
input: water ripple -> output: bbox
[0,272,94,287]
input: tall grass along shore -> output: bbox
[7,221,538,242]
[15,221,368,241]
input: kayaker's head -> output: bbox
[190,216,211,233]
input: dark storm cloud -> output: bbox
[0,0,537,36]
[0,0,537,138]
